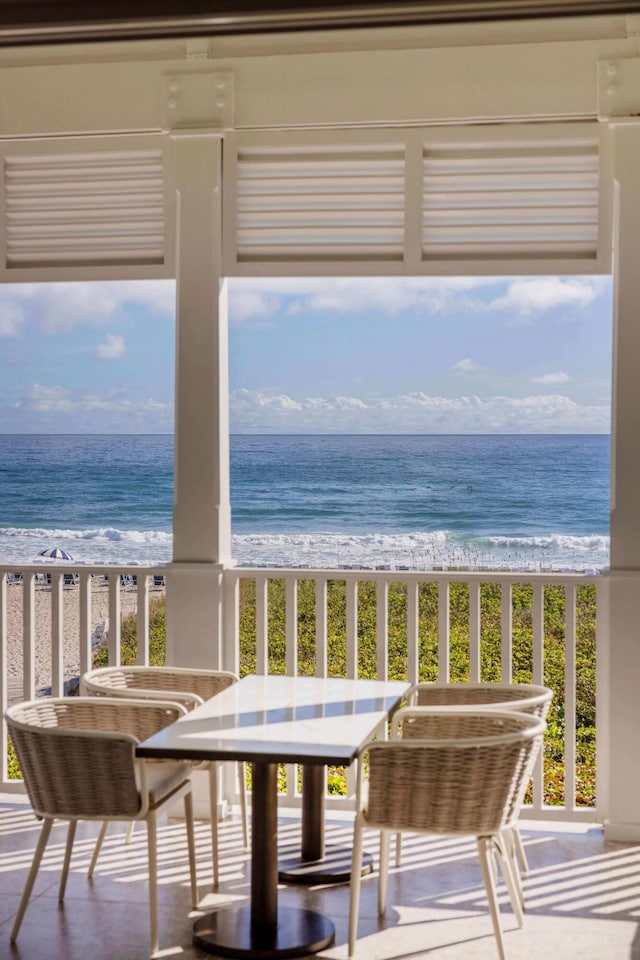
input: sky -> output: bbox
[0,274,612,434]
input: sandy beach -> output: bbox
[5,581,146,701]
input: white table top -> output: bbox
[137,674,409,765]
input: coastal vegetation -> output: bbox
[102,578,597,807]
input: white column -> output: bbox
[165,135,231,671]
[605,123,640,840]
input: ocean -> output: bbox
[0,434,610,572]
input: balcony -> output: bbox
[0,563,624,958]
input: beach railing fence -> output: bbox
[1,563,606,827]
[223,567,606,823]
[0,563,166,793]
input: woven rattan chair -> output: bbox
[397,682,553,887]
[80,665,248,886]
[6,696,198,957]
[348,709,546,960]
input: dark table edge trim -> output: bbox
[135,746,359,765]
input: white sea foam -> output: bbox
[232,530,609,573]
[0,526,172,566]
[0,526,609,572]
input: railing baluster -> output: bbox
[285,576,298,678]
[255,575,269,675]
[532,582,545,812]
[565,583,577,810]
[107,574,121,667]
[51,572,64,697]
[285,575,299,802]
[469,581,481,682]
[78,572,93,678]
[22,574,35,700]
[136,575,151,666]
[438,581,450,681]
[346,578,358,679]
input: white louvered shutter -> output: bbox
[226,126,607,275]
[234,144,405,263]
[4,150,165,269]
[422,138,599,262]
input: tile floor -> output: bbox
[1,796,639,960]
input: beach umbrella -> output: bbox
[37,547,74,561]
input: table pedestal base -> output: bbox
[278,846,374,885]
[192,905,335,959]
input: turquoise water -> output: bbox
[0,434,610,571]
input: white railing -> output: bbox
[223,567,605,823]
[0,562,166,793]
[2,562,606,825]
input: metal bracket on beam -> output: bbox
[163,70,233,134]
[598,58,640,122]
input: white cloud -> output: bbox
[0,301,23,337]
[0,280,174,335]
[228,276,499,324]
[12,384,173,432]
[530,371,570,385]
[17,384,73,413]
[228,275,612,326]
[452,358,480,374]
[489,277,607,318]
[96,334,126,360]
[230,388,609,434]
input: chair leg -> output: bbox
[59,820,77,902]
[146,813,160,958]
[11,817,54,942]
[184,790,199,908]
[395,830,402,867]
[208,763,220,888]
[238,761,249,849]
[126,820,136,844]
[493,834,524,928]
[378,828,391,915]
[512,826,529,876]
[348,815,365,959]
[500,827,525,912]
[88,820,109,878]
[477,836,507,960]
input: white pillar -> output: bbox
[604,123,640,840]
[165,135,231,671]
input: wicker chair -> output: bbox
[397,682,553,887]
[6,697,198,957]
[80,665,248,886]
[348,709,546,960]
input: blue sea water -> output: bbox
[0,434,610,572]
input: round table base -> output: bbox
[278,846,374,885]
[192,905,335,959]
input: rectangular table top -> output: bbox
[136,674,409,766]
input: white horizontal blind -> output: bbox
[422,138,599,261]
[4,149,165,269]
[235,144,405,263]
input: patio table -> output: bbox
[136,672,409,959]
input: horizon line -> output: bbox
[0,431,612,438]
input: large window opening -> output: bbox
[228,274,612,574]
[0,273,612,575]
